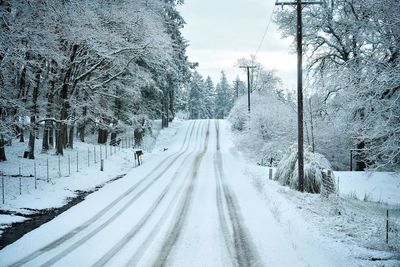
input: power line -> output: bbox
[255,2,278,57]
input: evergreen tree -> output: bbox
[187,72,205,119]
[215,71,233,119]
[204,76,216,118]
[233,76,246,98]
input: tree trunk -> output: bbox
[24,72,40,159]
[17,126,24,142]
[18,66,27,143]
[356,141,366,171]
[134,128,143,146]
[68,124,74,149]
[57,120,68,156]
[42,122,54,150]
[67,111,75,148]
[0,135,6,161]
[42,127,49,152]
[309,98,315,152]
[42,83,54,152]
[78,106,87,142]
[169,89,175,122]
[161,90,169,128]
[49,126,54,148]
[134,118,145,145]
[57,44,79,156]
[166,91,169,127]
[98,128,108,144]
[79,123,85,142]
[110,132,117,146]
[55,126,61,153]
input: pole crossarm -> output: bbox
[239,66,257,69]
[275,1,322,6]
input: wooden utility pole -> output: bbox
[239,66,256,113]
[275,0,321,192]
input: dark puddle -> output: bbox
[0,173,126,250]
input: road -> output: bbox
[0,120,343,267]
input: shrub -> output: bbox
[274,144,335,193]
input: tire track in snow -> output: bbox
[37,121,201,267]
[215,156,236,265]
[214,120,262,267]
[8,121,197,267]
[123,121,208,267]
[91,121,207,267]
[214,119,235,265]
[151,120,210,267]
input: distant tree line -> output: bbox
[0,0,191,161]
[186,71,236,120]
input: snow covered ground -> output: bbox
[0,120,181,236]
[335,171,400,205]
[0,119,399,266]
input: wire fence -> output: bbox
[0,136,151,205]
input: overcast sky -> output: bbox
[178,0,297,90]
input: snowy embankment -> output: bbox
[334,171,400,205]
[228,123,400,265]
[0,120,183,237]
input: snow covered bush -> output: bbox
[274,144,335,193]
[228,90,296,165]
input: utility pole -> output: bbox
[275,0,321,192]
[239,66,256,113]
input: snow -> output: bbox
[335,171,400,205]
[0,120,183,234]
[0,119,399,266]
[217,120,354,267]
[0,214,26,232]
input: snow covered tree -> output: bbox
[229,90,296,165]
[187,72,215,119]
[275,0,400,170]
[229,64,295,165]
[215,71,233,119]
[187,72,206,119]
[204,76,216,118]
[233,76,246,98]
[0,0,191,159]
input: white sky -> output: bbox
[178,0,297,90]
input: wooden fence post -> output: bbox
[34,161,37,189]
[46,157,49,183]
[68,155,71,176]
[386,210,389,244]
[58,155,61,178]
[1,174,4,204]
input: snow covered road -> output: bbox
[0,120,347,267]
